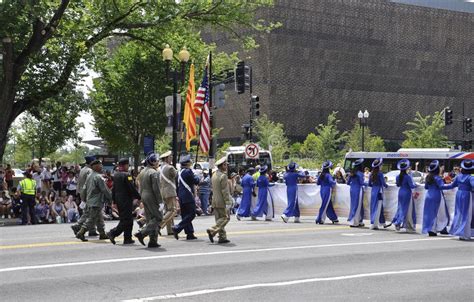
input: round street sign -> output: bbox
[245,143,260,159]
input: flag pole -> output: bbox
[208,51,214,169]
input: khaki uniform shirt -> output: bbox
[211,170,232,209]
[159,163,177,199]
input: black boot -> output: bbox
[76,228,88,242]
[148,237,161,248]
[123,239,135,245]
[186,234,198,240]
[428,231,437,237]
[106,231,116,245]
[134,232,146,246]
[71,224,80,235]
[440,227,449,235]
[99,232,109,240]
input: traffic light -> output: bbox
[465,117,472,133]
[241,123,250,140]
[215,83,226,108]
[235,61,245,94]
[444,107,453,126]
[251,95,260,118]
[463,140,472,151]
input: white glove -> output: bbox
[159,203,164,212]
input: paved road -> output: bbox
[0,216,473,302]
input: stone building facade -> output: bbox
[212,0,474,147]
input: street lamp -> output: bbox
[358,110,369,151]
[162,44,190,167]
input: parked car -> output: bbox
[385,170,425,185]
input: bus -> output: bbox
[344,148,474,173]
[225,146,273,174]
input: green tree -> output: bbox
[0,0,277,160]
[302,112,346,165]
[345,121,386,152]
[16,92,85,162]
[289,142,302,158]
[253,114,289,163]
[90,44,168,171]
[402,111,448,148]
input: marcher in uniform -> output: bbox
[75,160,111,241]
[281,162,306,223]
[236,167,256,221]
[158,151,178,235]
[316,160,339,225]
[251,165,275,221]
[391,159,417,232]
[71,155,97,236]
[421,160,450,236]
[18,170,36,225]
[347,159,366,227]
[444,159,473,240]
[107,158,141,245]
[134,153,163,248]
[172,155,200,240]
[207,157,232,244]
[368,158,388,230]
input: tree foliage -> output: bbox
[253,114,289,163]
[0,0,277,160]
[345,120,386,152]
[303,112,347,165]
[401,111,448,148]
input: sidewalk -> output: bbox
[0,218,21,227]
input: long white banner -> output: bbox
[268,183,457,222]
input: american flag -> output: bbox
[194,70,208,117]
[197,69,211,154]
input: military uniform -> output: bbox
[207,157,232,243]
[172,155,200,240]
[76,167,112,241]
[135,165,163,247]
[71,159,96,235]
[108,165,141,244]
[159,153,178,235]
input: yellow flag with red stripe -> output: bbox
[184,64,196,151]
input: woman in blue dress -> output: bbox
[422,160,450,236]
[444,159,473,241]
[281,162,306,223]
[347,159,366,227]
[236,167,256,221]
[252,165,275,221]
[368,158,388,230]
[391,159,417,232]
[315,160,339,225]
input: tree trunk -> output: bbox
[133,150,140,173]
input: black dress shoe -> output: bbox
[186,234,198,240]
[106,231,116,245]
[332,220,339,224]
[148,242,161,248]
[383,222,392,229]
[217,239,230,244]
[206,229,214,243]
[134,232,146,246]
[315,221,324,225]
[88,231,99,237]
[123,239,135,245]
[428,231,437,237]
[172,227,179,240]
[440,227,449,235]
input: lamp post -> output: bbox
[162,44,190,168]
[358,110,369,151]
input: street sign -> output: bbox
[245,143,260,159]
[165,95,181,117]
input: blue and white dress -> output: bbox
[237,173,255,218]
[347,171,365,226]
[252,175,275,219]
[421,175,450,234]
[316,173,338,224]
[368,172,388,229]
[444,174,472,240]
[392,173,417,232]
[282,171,306,218]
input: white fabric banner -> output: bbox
[268,183,457,223]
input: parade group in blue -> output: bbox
[235,158,474,241]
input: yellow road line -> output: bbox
[0,226,347,250]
